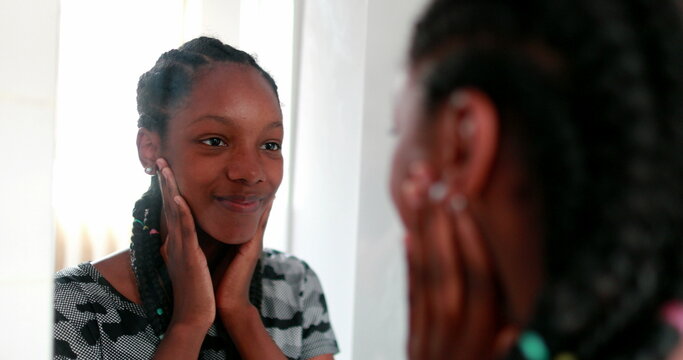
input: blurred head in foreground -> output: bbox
[391,0,683,358]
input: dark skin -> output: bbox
[390,67,544,358]
[94,63,333,360]
[391,59,683,360]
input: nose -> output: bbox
[226,148,265,185]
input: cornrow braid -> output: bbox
[136,36,278,136]
[130,36,277,357]
[130,176,170,337]
[410,0,683,358]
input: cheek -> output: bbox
[167,156,216,202]
[266,159,284,192]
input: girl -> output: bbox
[54,37,338,360]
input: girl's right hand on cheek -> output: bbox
[156,158,215,331]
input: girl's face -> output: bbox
[161,63,283,244]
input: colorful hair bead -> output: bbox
[519,331,550,360]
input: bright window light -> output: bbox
[54,0,296,268]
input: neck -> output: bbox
[196,226,239,270]
[159,216,237,272]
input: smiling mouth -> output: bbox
[215,195,263,213]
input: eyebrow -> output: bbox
[190,115,283,129]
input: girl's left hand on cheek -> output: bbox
[214,196,274,317]
[402,162,516,360]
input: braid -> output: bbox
[410,0,683,358]
[131,36,274,357]
[130,176,170,337]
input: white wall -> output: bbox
[352,1,428,359]
[291,1,427,359]
[0,0,59,358]
[291,0,368,358]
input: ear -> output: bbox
[136,128,161,171]
[432,89,499,197]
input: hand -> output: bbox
[156,158,215,331]
[215,196,274,320]
[401,163,517,360]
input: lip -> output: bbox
[215,195,264,213]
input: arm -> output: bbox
[152,323,208,359]
[220,305,287,360]
[309,355,334,360]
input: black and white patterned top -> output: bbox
[54,249,338,359]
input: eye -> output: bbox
[261,142,281,151]
[201,137,227,147]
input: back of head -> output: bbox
[409,0,683,357]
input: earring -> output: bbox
[428,181,448,202]
[144,167,154,174]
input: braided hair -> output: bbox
[410,0,683,358]
[130,37,277,357]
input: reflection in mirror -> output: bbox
[52,2,341,360]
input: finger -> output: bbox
[256,195,275,238]
[493,325,521,359]
[157,158,181,200]
[228,196,274,278]
[406,233,427,360]
[156,158,178,227]
[240,195,274,256]
[404,187,434,359]
[426,198,464,358]
[174,195,199,251]
[453,205,501,358]
[160,242,169,264]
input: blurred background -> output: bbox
[0,0,427,358]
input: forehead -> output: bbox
[170,62,281,129]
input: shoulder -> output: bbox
[54,264,104,358]
[259,249,339,358]
[259,249,330,323]
[261,248,314,282]
[54,262,140,324]
[54,264,99,305]
[54,263,116,322]
[260,248,327,292]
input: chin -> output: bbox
[203,223,258,245]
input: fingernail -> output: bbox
[156,158,164,169]
[408,161,432,190]
[402,180,422,209]
[173,196,181,206]
[428,181,447,202]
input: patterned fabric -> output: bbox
[54,249,338,359]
